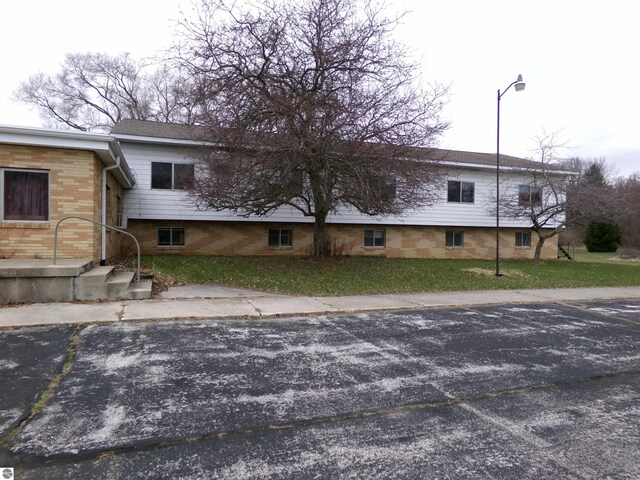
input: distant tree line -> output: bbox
[560,155,640,255]
[495,131,640,261]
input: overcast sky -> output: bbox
[1,0,638,176]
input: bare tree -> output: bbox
[177,0,449,257]
[15,52,199,132]
[612,173,640,254]
[498,132,613,262]
[559,156,616,245]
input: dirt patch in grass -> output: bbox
[612,255,640,263]
[464,268,530,279]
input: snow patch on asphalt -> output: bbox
[236,374,436,409]
[589,306,640,318]
[87,405,128,444]
[84,352,170,375]
[0,359,19,369]
[434,363,524,377]
[504,307,562,314]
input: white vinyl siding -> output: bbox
[119,142,551,229]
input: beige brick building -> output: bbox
[124,220,557,259]
[0,126,134,263]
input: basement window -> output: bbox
[157,227,185,247]
[268,228,292,248]
[516,231,532,248]
[364,229,386,247]
[445,230,464,248]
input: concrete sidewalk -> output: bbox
[2,285,640,328]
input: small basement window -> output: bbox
[445,230,464,247]
[268,228,292,247]
[364,229,386,247]
[157,227,185,247]
[515,231,532,247]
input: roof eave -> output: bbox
[0,124,136,188]
[112,132,219,148]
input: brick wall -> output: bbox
[124,220,558,260]
[105,172,125,261]
[0,144,118,261]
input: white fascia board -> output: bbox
[0,125,113,143]
[439,160,577,176]
[0,124,135,188]
[0,124,112,151]
[106,139,135,189]
[112,133,220,148]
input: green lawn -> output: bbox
[143,252,640,296]
[569,247,640,265]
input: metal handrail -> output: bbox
[53,216,141,284]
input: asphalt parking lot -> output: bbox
[1,299,639,479]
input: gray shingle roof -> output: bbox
[433,149,542,169]
[111,119,204,141]
[111,119,539,169]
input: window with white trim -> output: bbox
[515,231,531,247]
[268,228,292,247]
[445,230,464,247]
[518,185,542,205]
[157,227,185,247]
[364,229,386,247]
[151,162,194,190]
[2,169,49,222]
[447,181,474,203]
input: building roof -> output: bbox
[111,119,202,142]
[110,119,550,171]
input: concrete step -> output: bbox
[76,267,151,301]
[0,258,149,303]
[107,271,135,298]
[0,259,94,278]
[122,280,153,300]
[74,266,115,300]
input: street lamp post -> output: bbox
[496,74,525,277]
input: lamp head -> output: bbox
[514,74,525,92]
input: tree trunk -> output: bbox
[533,236,546,263]
[313,216,331,258]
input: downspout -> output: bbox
[101,155,121,266]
